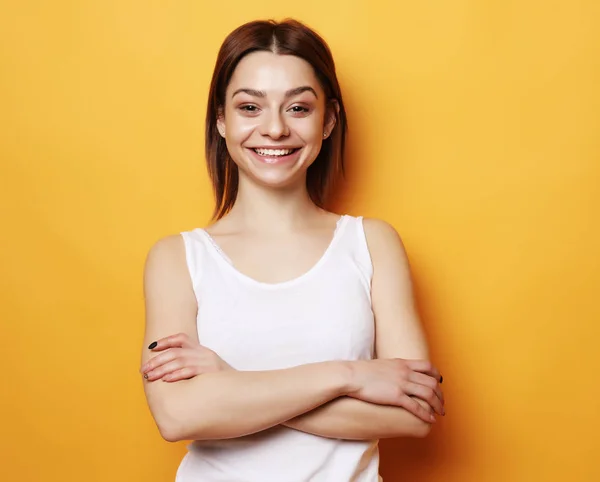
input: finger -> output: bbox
[147,333,191,351]
[405,360,441,382]
[163,367,197,382]
[398,395,436,423]
[148,333,194,352]
[406,382,444,416]
[141,348,181,374]
[408,371,444,405]
[145,359,186,382]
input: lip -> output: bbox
[246,146,303,165]
[247,145,302,150]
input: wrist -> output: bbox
[334,360,360,396]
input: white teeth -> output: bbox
[254,148,294,156]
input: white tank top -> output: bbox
[177,215,380,482]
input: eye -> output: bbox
[288,105,310,114]
[239,104,260,113]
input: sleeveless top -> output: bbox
[176,215,380,482]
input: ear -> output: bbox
[323,100,339,138]
[216,107,226,138]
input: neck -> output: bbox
[223,175,324,233]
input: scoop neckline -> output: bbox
[196,215,350,290]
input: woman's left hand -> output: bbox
[140,332,232,382]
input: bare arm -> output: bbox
[141,235,354,442]
[283,219,443,439]
[283,397,432,439]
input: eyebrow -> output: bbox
[231,86,318,99]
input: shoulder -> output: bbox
[146,234,186,263]
[361,218,407,258]
[362,217,401,239]
[144,234,189,281]
[360,217,412,279]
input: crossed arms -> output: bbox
[140,219,445,442]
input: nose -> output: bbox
[260,110,289,139]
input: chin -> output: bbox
[248,170,306,190]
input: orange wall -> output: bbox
[1,1,599,481]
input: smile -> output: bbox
[247,146,302,165]
[252,148,300,157]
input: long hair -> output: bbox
[205,19,348,219]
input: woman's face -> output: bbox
[218,51,335,190]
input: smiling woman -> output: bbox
[215,51,335,191]
[205,20,347,219]
[229,84,320,165]
[140,18,444,482]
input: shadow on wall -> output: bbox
[378,271,468,480]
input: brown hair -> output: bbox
[205,19,348,219]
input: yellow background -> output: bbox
[2,1,599,481]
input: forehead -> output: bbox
[227,51,323,97]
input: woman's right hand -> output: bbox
[346,358,445,423]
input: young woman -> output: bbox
[140,19,445,482]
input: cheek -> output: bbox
[225,114,258,144]
[294,116,325,142]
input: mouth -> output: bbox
[247,147,302,164]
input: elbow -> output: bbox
[405,399,435,438]
[411,420,433,438]
[157,420,187,443]
[153,403,199,443]
[384,417,433,439]
[157,416,208,443]
[149,391,227,442]
[155,404,217,442]
[155,412,188,442]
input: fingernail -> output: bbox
[148,341,157,349]
[143,373,149,380]
[439,375,443,384]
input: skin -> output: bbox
[218,51,337,192]
[140,51,445,443]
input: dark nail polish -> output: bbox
[440,375,443,384]
[148,341,157,349]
